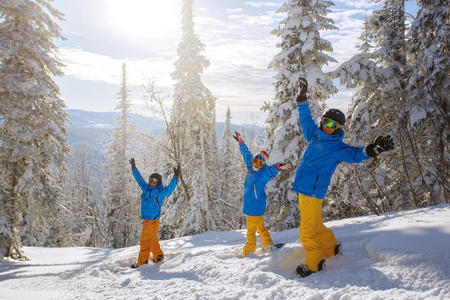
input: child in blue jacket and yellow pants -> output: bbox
[233,132,292,257]
[293,78,394,277]
[129,158,180,268]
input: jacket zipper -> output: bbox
[254,184,258,200]
[313,175,319,193]
[150,190,161,208]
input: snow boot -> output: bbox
[296,259,326,278]
[273,243,286,249]
[131,260,148,269]
[263,243,286,253]
[296,264,313,277]
[334,243,342,256]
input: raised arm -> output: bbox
[161,176,179,199]
[297,103,318,143]
[132,167,148,192]
[233,131,253,169]
[295,78,317,142]
[239,143,253,170]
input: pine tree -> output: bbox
[215,108,245,230]
[160,0,219,238]
[365,0,421,210]
[405,0,449,204]
[329,13,383,215]
[0,0,70,259]
[264,0,338,230]
[105,63,138,248]
[330,0,448,212]
[63,143,107,247]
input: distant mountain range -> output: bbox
[64,109,265,194]
[67,109,165,132]
[66,109,264,149]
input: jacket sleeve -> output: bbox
[239,142,253,170]
[297,102,318,143]
[339,144,371,163]
[132,168,148,192]
[160,176,179,199]
[264,164,280,179]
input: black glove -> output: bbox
[173,164,181,178]
[296,77,308,104]
[365,135,394,157]
[129,158,136,169]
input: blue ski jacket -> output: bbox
[132,168,179,220]
[292,102,371,199]
[240,143,280,216]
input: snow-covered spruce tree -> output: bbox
[330,0,442,212]
[328,14,385,216]
[0,0,70,259]
[159,0,218,238]
[264,0,338,230]
[214,108,245,230]
[362,0,419,210]
[62,143,108,247]
[405,0,449,204]
[105,63,138,248]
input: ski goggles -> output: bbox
[252,158,265,169]
[149,177,159,184]
[322,117,342,130]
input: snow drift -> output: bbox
[1,205,449,299]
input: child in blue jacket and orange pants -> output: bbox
[129,158,180,268]
[233,132,292,257]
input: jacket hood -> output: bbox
[149,184,164,191]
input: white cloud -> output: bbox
[226,8,244,14]
[244,1,280,8]
[54,0,389,124]
[320,9,368,71]
[59,48,176,88]
[228,14,277,26]
[333,0,378,9]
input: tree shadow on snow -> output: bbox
[0,247,117,281]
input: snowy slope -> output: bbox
[1,205,449,300]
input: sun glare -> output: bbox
[107,0,179,38]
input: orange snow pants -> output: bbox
[298,194,337,272]
[243,215,274,257]
[137,219,163,266]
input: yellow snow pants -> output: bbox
[137,219,164,266]
[243,215,274,257]
[298,194,337,272]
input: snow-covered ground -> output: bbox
[1,205,449,300]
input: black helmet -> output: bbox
[149,173,162,185]
[323,109,345,126]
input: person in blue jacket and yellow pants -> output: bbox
[293,78,395,277]
[233,132,293,257]
[129,158,180,268]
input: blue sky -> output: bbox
[52,0,418,125]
